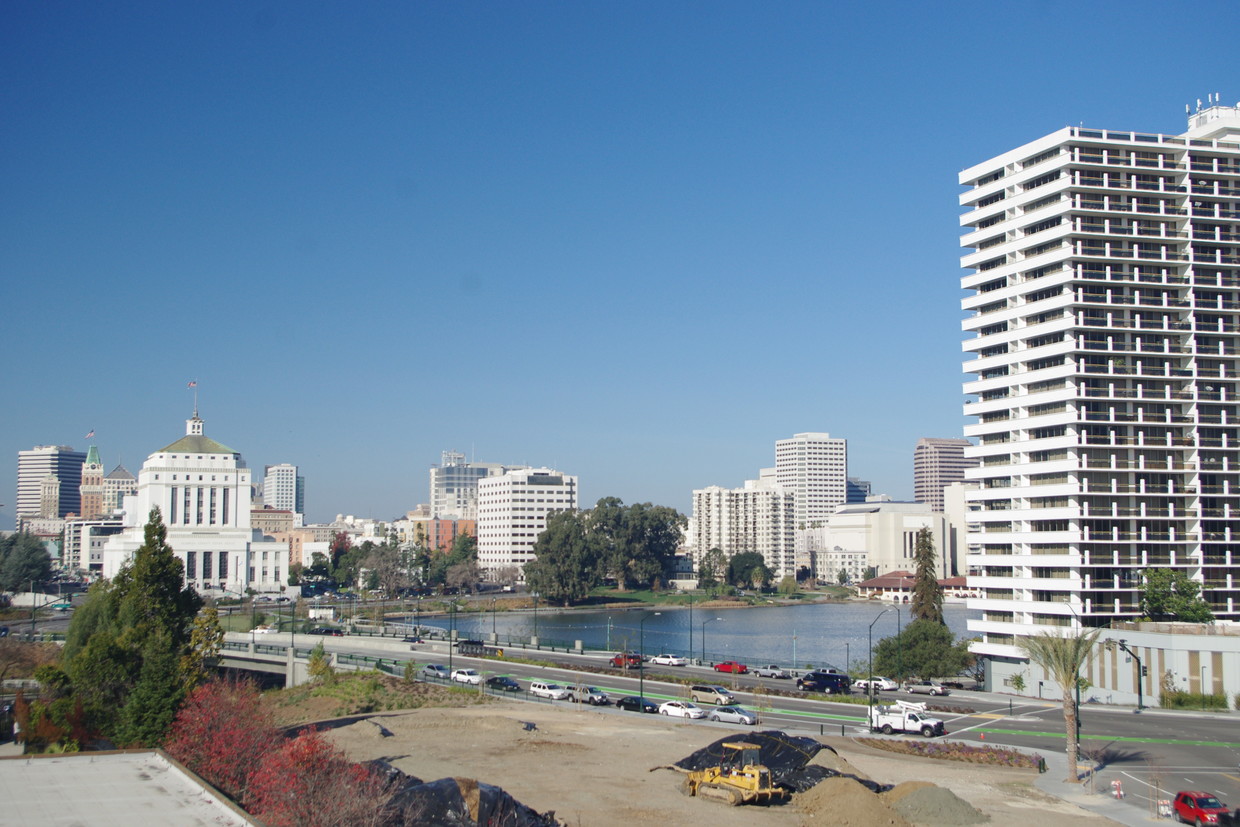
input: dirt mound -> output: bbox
[795,776,910,826]
[885,783,989,826]
[883,780,936,803]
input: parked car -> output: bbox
[529,681,571,700]
[610,652,642,668]
[275,596,291,603]
[451,668,482,685]
[0,627,8,638]
[651,654,689,666]
[755,664,790,679]
[708,705,758,725]
[713,660,748,674]
[854,676,898,692]
[308,626,344,636]
[659,701,706,719]
[251,625,277,634]
[615,696,659,713]
[485,675,522,692]
[797,671,852,695]
[904,680,951,696]
[418,664,451,681]
[1172,791,1230,825]
[568,685,610,705]
[690,685,736,706]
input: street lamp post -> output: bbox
[639,612,662,700]
[845,642,850,674]
[687,595,694,657]
[701,617,722,664]
[533,593,539,640]
[868,608,893,726]
[416,596,422,635]
[449,601,458,673]
[491,598,497,638]
[895,605,903,682]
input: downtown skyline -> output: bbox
[3,2,1238,525]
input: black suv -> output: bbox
[797,671,852,695]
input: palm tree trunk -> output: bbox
[1063,695,1079,783]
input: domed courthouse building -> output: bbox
[101,412,288,595]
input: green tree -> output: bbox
[588,498,685,590]
[862,566,878,581]
[697,548,727,590]
[524,511,599,606]
[872,619,970,682]
[777,576,798,595]
[287,562,304,586]
[727,552,771,589]
[1021,629,1100,782]
[181,607,224,690]
[307,641,334,683]
[837,569,849,586]
[910,527,944,624]
[1140,568,1214,623]
[0,533,54,593]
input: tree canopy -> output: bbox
[727,552,772,590]
[1021,629,1100,782]
[1140,568,1214,623]
[0,533,53,593]
[872,619,971,681]
[910,527,943,624]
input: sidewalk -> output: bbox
[1034,749,1165,826]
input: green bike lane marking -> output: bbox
[962,726,1240,749]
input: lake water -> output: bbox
[418,601,977,672]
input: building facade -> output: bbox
[262,463,304,520]
[63,517,124,573]
[691,482,797,580]
[430,451,526,520]
[959,103,1240,671]
[79,445,105,519]
[102,465,137,514]
[775,432,848,526]
[913,437,977,512]
[476,467,577,575]
[819,501,949,579]
[16,445,86,523]
[100,413,288,594]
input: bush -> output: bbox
[858,737,1043,770]
[1159,690,1227,710]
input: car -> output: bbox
[528,681,571,700]
[485,675,522,692]
[905,680,951,696]
[755,664,790,679]
[713,661,748,674]
[568,685,610,705]
[690,685,736,706]
[651,654,689,666]
[402,635,424,644]
[659,700,706,719]
[797,671,852,694]
[854,677,898,692]
[610,652,642,668]
[708,705,758,725]
[255,595,272,602]
[275,596,291,603]
[615,696,659,713]
[418,664,451,680]
[0,627,8,638]
[308,626,344,636]
[451,669,482,685]
[251,625,278,634]
[1173,791,1230,825]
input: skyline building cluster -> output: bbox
[959,102,1240,681]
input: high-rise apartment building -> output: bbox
[959,103,1240,671]
[692,482,797,579]
[263,463,305,518]
[775,432,848,525]
[430,451,526,520]
[913,438,977,512]
[16,445,86,523]
[476,467,577,575]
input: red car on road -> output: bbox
[610,653,642,668]
[713,661,749,674]
[1172,791,1230,825]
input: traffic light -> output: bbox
[1142,666,1148,677]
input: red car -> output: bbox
[1173,791,1230,825]
[610,653,642,668]
[713,661,748,674]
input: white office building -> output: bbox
[263,463,305,522]
[692,481,797,580]
[476,467,577,575]
[775,432,848,526]
[16,445,86,523]
[959,102,1240,670]
[100,412,288,594]
[430,451,528,520]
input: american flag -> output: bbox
[187,380,197,388]
[84,429,95,440]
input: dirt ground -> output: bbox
[322,701,1121,827]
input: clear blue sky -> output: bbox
[3,1,1237,524]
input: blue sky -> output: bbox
[3,1,1238,524]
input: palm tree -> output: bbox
[1021,629,1100,782]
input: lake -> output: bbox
[416,600,977,671]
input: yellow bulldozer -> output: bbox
[680,741,789,806]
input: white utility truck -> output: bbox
[868,700,945,737]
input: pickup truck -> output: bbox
[869,700,945,737]
[754,664,790,679]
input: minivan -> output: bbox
[690,685,736,705]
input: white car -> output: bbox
[251,625,278,634]
[651,654,689,666]
[529,681,572,700]
[659,701,706,719]
[451,668,482,685]
[855,676,898,692]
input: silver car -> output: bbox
[708,705,758,725]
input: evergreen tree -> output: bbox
[1140,568,1214,623]
[0,533,54,592]
[524,511,599,606]
[910,527,944,624]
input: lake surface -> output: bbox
[415,601,977,672]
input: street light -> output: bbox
[687,594,694,657]
[868,608,893,726]
[701,616,722,664]
[448,601,458,673]
[491,598,497,638]
[1115,638,1144,711]
[639,612,662,700]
